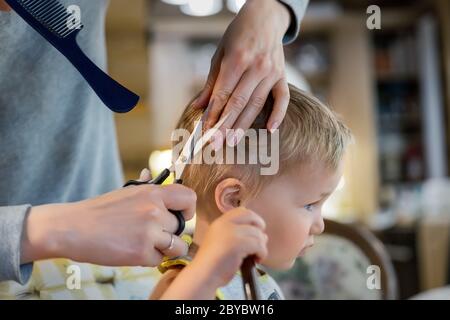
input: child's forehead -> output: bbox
[262,161,343,197]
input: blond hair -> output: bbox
[175,84,352,214]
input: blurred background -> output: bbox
[105,0,450,299]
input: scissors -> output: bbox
[123,110,229,236]
[123,110,260,300]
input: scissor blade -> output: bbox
[174,113,230,180]
[176,108,210,166]
[192,113,230,157]
[173,110,209,180]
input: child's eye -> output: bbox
[304,204,314,212]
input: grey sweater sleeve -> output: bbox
[0,205,34,284]
[278,0,309,44]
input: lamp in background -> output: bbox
[161,0,188,5]
[161,0,246,16]
[226,0,246,13]
[180,0,223,16]
[323,176,350,221]
[149,149,173,183]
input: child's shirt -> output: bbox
[157,238,285,300]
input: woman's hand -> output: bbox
[21,169,197,267]
[0,1,10,11]
[192,0,291,149]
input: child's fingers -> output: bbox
[229,207,266,230]
[238,225,268,246]
[237,225,268,259]
[242,231,269,262]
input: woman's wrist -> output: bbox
[246,0,291,38]
[20,203,77,263]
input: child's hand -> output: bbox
[191,207,268,288]
[156,207,267,299]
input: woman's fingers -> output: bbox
[146,249,164,267]
[203,50,251,130]
[211,67,271,150]
[151,207,183,236]
[158,184,197,221]
[195,0,290,135]
[155,230,189,258]
[201,50,287,137]
[192,44,224,110]
[231,77,274,142]
[267,77,290,132]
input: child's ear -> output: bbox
[214,178,245,214]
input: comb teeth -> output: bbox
[17,0,83,38]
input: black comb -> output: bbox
[6,0,140,113]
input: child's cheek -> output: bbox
[265,215,305,268]
[285,213,312,255]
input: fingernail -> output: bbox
[140,168,151,181]
[203,100,215,130]
[207,98,214,110]
[227,130,243,147]
[269,121,279,134]
[234,130,245,146]
[226,130,235,147]
[212,133,224,151]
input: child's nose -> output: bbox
[311,215,325,235]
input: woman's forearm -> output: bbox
[20,203,74,263]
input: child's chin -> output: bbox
[262,258,296,271]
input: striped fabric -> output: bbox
[0,259,162,300]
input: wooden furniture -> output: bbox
[417,215,450,291]
[374,225,420,299]
[273,218,398,300]
[323,219,399,299]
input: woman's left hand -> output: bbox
[192,0,292,149]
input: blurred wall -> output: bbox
[105,0,152,178]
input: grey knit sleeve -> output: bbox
[278,0,309,44]
[0,205,34,284]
